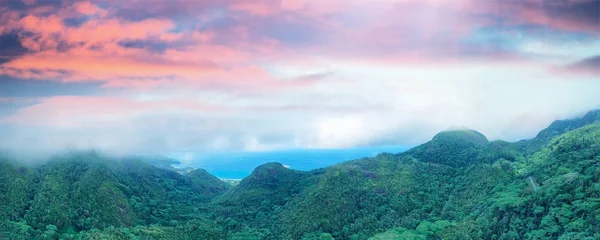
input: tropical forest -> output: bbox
[1,110,600,239]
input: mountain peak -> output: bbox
[247,162,295,183]
[583,109,600,118]
[536,109,600,139]
[432,128,489,146]
[254,162,287,170]
[216,162,308,208]
[405,128,488,168]
[187,169,230,196]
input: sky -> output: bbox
[0,0,599,164]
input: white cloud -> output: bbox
[1,59,599,161]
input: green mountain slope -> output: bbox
[405,128,489,167]
[517,110,600,155]
[267,112,600,239]
[275,155,456,239]
[217,162,316,207]
[187,168,231,197]
[536,110,600,140]
[214,162,322,235]
[0,154,230,239]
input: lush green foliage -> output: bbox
[1,111,599,239]
[0,153,228,239]
[406,129,489,167]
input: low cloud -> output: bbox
[2,62,600,161]
[566,56,600,76]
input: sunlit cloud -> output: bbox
[0,0,598,157]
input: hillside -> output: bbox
[536,110,600,140]
[405,128,489,167]
[517,110,600,155]
[1,110,600,239]
[0,154,229,239]
[187,169,231,197]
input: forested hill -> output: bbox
[0,154,229,239]
[2,110,600,239]
[536,110,600,140]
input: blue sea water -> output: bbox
[176,146,409,179]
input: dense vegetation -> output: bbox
[1,110,599,239]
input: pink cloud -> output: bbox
[477,0,599,33]
[1,96,148,127]
[230,2,280,17]
[0,96,225,128]
[163,44,248,65]
[73,1,108,16]
[7,6,174,45]
[0,0,324,92]
[548,56,600,78]
[1,46,221,82]
[20,15,64,34]
[0,40,314,92]
[63,18,175,44]
[1,0,596,92]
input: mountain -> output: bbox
[244,110,600,239]
[187,168,230,197]
[536,110,600,140]
[215,162,322,232]
[1,110,600,239]
[274,154,456,239]
[0,154,229,239]
[517,110,600,154]
[405,128,489,167]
